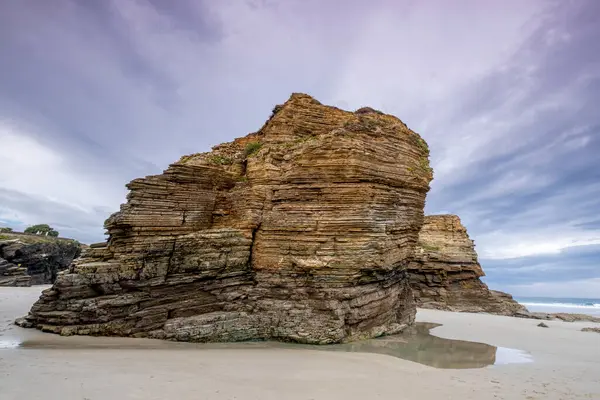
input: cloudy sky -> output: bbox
[1,0,598,297]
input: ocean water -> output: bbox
[514,296,600,316]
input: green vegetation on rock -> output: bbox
[244,141,263,157]
[409,132,430,156]
[178,154,197,164]
[24,224,59,237]
[421,243,440,251]
[208,155,233,165]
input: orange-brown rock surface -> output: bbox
[17,94,433,343]
[408,215,525,315]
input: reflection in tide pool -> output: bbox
[320,322,533,369]
[494,347,534,365]
[4,322,532,369]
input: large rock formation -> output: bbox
[0,235,82,286]
[17,94,433,344]
[408,215,525,315]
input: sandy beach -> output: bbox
[1,286,599,400]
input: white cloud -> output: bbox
[0,122,123,209]
[0,122,125,237]
[1,0,598,271]
[330,0,544,116]
[504,278,600,298]
[477,228,600,259]
[467,182,600,259]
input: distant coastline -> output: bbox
[514,296,600,316]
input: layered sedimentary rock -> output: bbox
[408,215,525,315]
[0,257,30,287]
[0,236,81,286]
[18,94,433,343]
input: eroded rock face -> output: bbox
[19,93,433,343]
[408,215,525,315]
[0,237,81,286]
[0,257,30,287]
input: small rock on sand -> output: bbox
[581,327,600,333]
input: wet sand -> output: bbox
[1,287,599,399]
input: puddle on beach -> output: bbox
[322,323,533,369]
[0,339,20,349]
[1,322,532,369]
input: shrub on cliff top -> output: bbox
[24,224,59,237]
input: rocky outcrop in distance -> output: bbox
[516,312,600,323]
[0,233,82,286]
[408,215,526,316]
[17,93,433,344]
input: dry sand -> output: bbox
[1,286,599,400]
